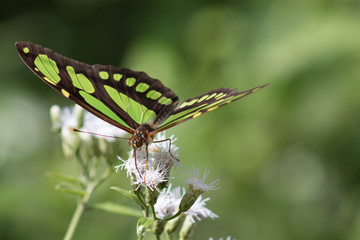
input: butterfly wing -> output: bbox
[16,42,179,133]
[151,84,268,135]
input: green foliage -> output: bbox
[110,186,139,202]
[137,217,155,239]
[93,202,142,218]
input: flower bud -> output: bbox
[146,187,160,205]
[164,213,186,237]
[179,215,197,240]
[50,105,62,131]
[179,189,200,213]
[152,220,165,237]
[74,104,84,128]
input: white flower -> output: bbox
[80,110,126,142]
[50,105,61,128]
[184,195,218,222]
[57,105,79,133]
[154,185,217,221]
[187,168,220,193]
[115,132,178,190]
[55,105,81,150]
[51,104,126,143]
[151,132,179,160]
[179,168,219,213]
[132,164,170,191]
[154,184,182,218]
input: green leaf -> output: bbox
[110,186,138,201]
[137,217,154,239]
[55,184,86,196]
[92,202,142,218]
[46,171,79,184]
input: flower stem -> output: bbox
[63,199,85,240]
[158,210,182,221]
[150,204,157,220]
[136,191,149,216]
[63,184,94,240]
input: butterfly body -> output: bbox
[16,42,268,153]
[129,124,154,150]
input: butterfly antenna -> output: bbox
[72,128,129,140]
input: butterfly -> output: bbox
[16,42,268,178]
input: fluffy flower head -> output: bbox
[115,132,178,190]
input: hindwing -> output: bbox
[152,84,268,134]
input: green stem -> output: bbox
[63,184,94,240]
[150,204,157,220]
[136,192,149,216]
[149,202,182,222]
[63,198,85,240]
[158,210,182,221]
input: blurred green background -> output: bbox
[2,0,360,239]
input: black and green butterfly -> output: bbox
[16,42,268,161]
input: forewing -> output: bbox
[16,42,179,132]
[152,84,268,134]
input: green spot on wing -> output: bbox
[23,47,29,54]
[79,90,130,128]
[197,95,209,103]
[161,104,207,126]
[66,66,95,93]
[104,85,127,112]
[141,108,156,124]
[113,73,122,81]
[146,90,161,100]
[206,93,217,100]
[77,74,94,93]
[104,85,155,124]
[99,71,109,80]
[135,83,149,93]
[179,99,198,108]
[159,94,242,130]
[158,96,172,105]
[126,77,136,87]
[215,93,226,99]
[34,54,61,84]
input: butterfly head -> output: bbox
[128,124,154,150]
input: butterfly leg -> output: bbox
[143,143,149,182]
[153,138,180,162]
[132,150,142,180]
